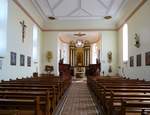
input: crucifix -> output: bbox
[20,20,27,43]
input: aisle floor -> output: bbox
[59,78,99,115]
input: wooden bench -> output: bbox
[0,75,71,115]
[121,100,150,115]
[87,76,150,115]
[0,92,50,115]
[0,97,41,115]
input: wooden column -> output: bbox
[69,45,75,67]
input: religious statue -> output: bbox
[47,51,52,62]
[20,20,27,43]
[107,51,112,63]
[107,51,112,75]
[134,33,140,48]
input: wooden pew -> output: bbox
[0,83,62,102]
[0,97,41,115]
[121,100,150,115]
[107,91,150,115]
[0,81,64,109]
[87,76,150,115]
[0,75,71,115]
[0,94,50,115]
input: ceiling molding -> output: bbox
[52,0,64,10]
[67,8,79,17]
[34,0,125,20]
[13,0,43,30]
[106,0,113,14]
[47,0,54,15]
[117,0,148,31]
[13,0,148,32]
[97,0,108,9]
[31,0,48,21]
[42,29,117,32]
[81,8,92,16]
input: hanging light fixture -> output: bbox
[75,40,84,48]
[74,32,86,37]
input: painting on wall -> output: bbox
[27,56,31,67]
[20,54,25,66]
[145,51,150,66]
[0,60,2,69]
[10,52,16,65]
[130,56,134,67]
[136,54,141,66]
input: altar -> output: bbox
[74,66,85,78]
[69,40,90,78]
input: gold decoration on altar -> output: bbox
[76,48,83,66]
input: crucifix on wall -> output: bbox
[20,20,27,43]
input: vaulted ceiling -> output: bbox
[15,0,145,30]
[14,0,146,44]
[32,0,126,20]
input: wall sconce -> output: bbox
[134,33,140,48]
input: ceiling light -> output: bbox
[48,16,56,20]
[104,16,112,20]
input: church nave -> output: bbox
[0,0,150,115]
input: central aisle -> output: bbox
[60,78,99,115]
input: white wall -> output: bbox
[42,32,59,75]
[101,31,118,76]
[0,0,43,80]
[118,0,150,80]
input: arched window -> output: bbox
[32,25,38,62]
[123,23,128,62]
[0,0,8,57]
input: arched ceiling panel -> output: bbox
[33,0,126,20]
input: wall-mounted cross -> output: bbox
[20,20,27,43]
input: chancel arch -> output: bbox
[58,32,101,77]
